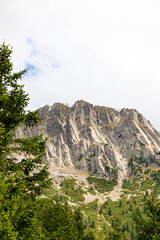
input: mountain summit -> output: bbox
[16,100,160,182]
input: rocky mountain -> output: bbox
[13,100,160,239]
[16,100,160,184]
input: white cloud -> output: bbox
[0,0,160,130]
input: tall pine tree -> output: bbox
[0,42,52,239]
[133,188,160,240]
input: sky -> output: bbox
[0,0,160,131]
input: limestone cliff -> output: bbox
[15,100,160,181]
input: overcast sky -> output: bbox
[1,0,160,130]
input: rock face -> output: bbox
[15,100,160,179]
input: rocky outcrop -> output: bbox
[15,100,160,180]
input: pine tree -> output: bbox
[132,188,160,240]
[74,208,86,239]
[0,42,52,239]
[38,196,77,239]
[106,216,123,240]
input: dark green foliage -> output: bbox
[122,178,139,191]
[87,176,117,193]
[150,156,160,166]
[0,42,52,193]
[144,168,151,175]
[133,189,160,240]
[0,42,52,239]
[88,186,96,195]
[129,203,134,211]
[90,220,96,229]
[87,199,99,210]
[38,196,94,240]
[140,170,160,193]
[38,197,77,239]
[140,179,152,191]
[152,169,160,184]
[105,165,110,172]
[128,155,145,175]
[88,163,92,172]
[90,151,96,157]
[136,155,146,164]
[83,230,97,240]
[60,178,76,188]
[99,205,104,214]
[101,197,142,239]
[60,178,85,202]
[0,42,97,240]
[119,200,122,208]
[106,216,123,240]
[108,207,113,216]
[74,208,86,239]
[105,200,108,206]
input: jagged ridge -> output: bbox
[16,100,160,182]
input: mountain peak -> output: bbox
[17,101,160,181]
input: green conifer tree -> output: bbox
[108,216,123,240]
[133,188,160,240]
[0,42,52,239]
